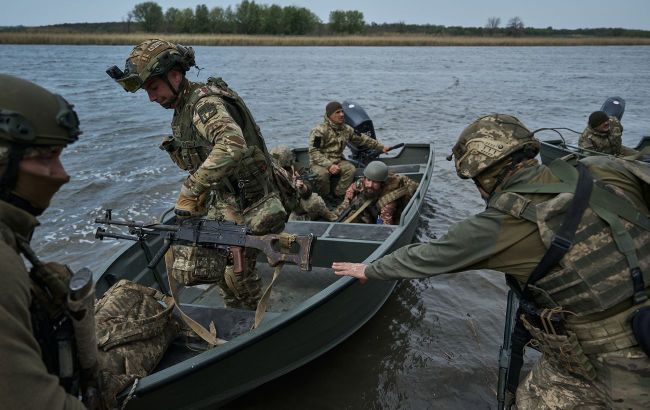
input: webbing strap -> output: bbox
[253,263,284,329]
[343,198,374,223]
[590,204,647,303]
[164,248,227,347]
[505,161,593,399]
[506,160,650,231]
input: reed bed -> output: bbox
[2,32,650,46]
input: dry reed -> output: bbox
[2,32,650,46]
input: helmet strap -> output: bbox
[162,73,187,108]
[0,144,25,196]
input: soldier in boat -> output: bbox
[270,145,338,222]
[308,101,389,201]
[336,161,418,224]
[108,39,287,310]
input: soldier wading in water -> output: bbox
[334,114,650,409]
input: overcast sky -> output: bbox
[2,0,650,30]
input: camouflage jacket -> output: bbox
[578,117,630,156]
[0,200,85,410]
[308,116,385,169]
[338,174,418,224]
[366,157,649,312]
[164,80,271,206]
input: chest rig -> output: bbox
[163,77,277,208]
[491,159,650,395]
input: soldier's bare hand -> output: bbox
[382,146,390,154]
[332,262,368,284]
[328,164,341,175]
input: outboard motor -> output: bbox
[600,96,626,121]
[342,100,376,165]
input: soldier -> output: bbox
[0,74,86,408]
[336,161,418,224]
[108,39,286,310]
[578,110,637,156]
[333,114,650,409]
[308,101,389,199]
[269,145,338,222]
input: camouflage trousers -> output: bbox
[206,193,262,310]
[289,193,338,222]
[516,347,650,409]
[311,160,356,197]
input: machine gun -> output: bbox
[95,210,315,277]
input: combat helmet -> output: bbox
[364,161,389,182]
[107,39,196,92]
[1,74,80,208]
[450,114,539,181]
[0,74,80,162]
[270,145,295,169]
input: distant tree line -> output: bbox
[3,0,648,38]
[127,1,363,35]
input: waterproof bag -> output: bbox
[95,280,179,408]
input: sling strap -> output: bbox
[504,161,593,401]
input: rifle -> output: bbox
[497,289,518,410]
[95,209,315,275]
[335,195,374,223]
[294,167,318,185]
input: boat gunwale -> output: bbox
[101,142,435,400]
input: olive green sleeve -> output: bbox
[365,208,543,283]
[0,244,86,410]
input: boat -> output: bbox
[539,136,650,165]
[93,141,434,409]
[539,96,650,164]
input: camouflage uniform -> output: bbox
[289,192,338,222]
[337,174,418,224]
[365,156,650,409]
[308,116,385,197]
[0,201,86,410]
[578,117,636,156]
[269,145,337,222]
[162,79,274,309]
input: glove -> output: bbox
[174,181,208,217]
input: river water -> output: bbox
[2,44,649,409]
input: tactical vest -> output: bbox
[376,175,413,210]
[489,159,650,317]
[166,78,278,208]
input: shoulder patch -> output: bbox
[196,101,219,124]
[313,136,322,148]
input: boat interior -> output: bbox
[96,144,431,372]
